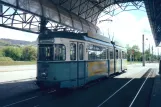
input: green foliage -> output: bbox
[132,45,141,61]
[0,61,36,66]
[3,46,22,61]
[126,44,142,61]
[145,49,151,61]
[1,46,37,61]
[0,57,13,61]
[22,46,37,61]
[0,49,4,57]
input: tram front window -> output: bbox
[39,44,53,61]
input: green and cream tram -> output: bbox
[36,31,127,89]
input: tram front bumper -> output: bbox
[36,78,60,89]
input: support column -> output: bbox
[39,17,48,36]
[0,4,2,15]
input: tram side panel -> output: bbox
[118,50,122,72]
[38,62,78,87]
[87,61,108,82]
[122,51,127,71]
[86,43,109,83]
[122,59,127,70]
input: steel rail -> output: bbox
[97,69,151,107]
[129,69,153,107]
[1,89,56,107]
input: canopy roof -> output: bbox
[0,0,160,46]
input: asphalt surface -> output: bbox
[0,65,36,82]
[0,67,157,107]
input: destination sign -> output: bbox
[39,39,54,44]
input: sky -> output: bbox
[0,5,160,55]
[97,7,160,55]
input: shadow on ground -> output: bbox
[0,71,155,107]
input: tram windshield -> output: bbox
[38,44,66,61]
[39,44,53,61]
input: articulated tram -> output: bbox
[36,31,127,89]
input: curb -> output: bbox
[0,69,36,72]
[0,78,36,84]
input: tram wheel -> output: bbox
[36,82,47,90]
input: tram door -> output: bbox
[77,42,85,87]
[109,48,115,75]
[114,49,119,73]
[70,42,85,87]
[115,49,121,73]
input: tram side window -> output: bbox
[110,51,114,59]
[100,48,106,59]
[122,51,125,59]
[88,45,96,60]
[39,45,53,61]
[88,50,96,60]
[54,45,66,61]
[88,44,106,60]
[70,43,76,60]
[116,50,118,59]
[79,44,84,60]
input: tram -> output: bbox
[36,31,127,89]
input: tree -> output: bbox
[131,45,141,61]
[22,46,37,61]
[126,44,142,61]
[0,48,4,57]
[3,46,22,61]
[126,44,132,61]
[145,49,150,61]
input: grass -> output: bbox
[0,57,14,61]
[0,61,36,66]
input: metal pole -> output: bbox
[152,46,153,62]
[158,48,159,62]
[149,43,150,62]
[142,34,145,66]
[130,54,131,64]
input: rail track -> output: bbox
[97,69,155,107]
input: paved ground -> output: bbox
[0,63,158,82]
[0,63,159,107]
[0,65,36,82]
[0,65,36,72]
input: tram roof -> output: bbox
[39,31,112,43]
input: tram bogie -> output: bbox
[36,31,127,89]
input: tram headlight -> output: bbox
[41,72,47,78]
